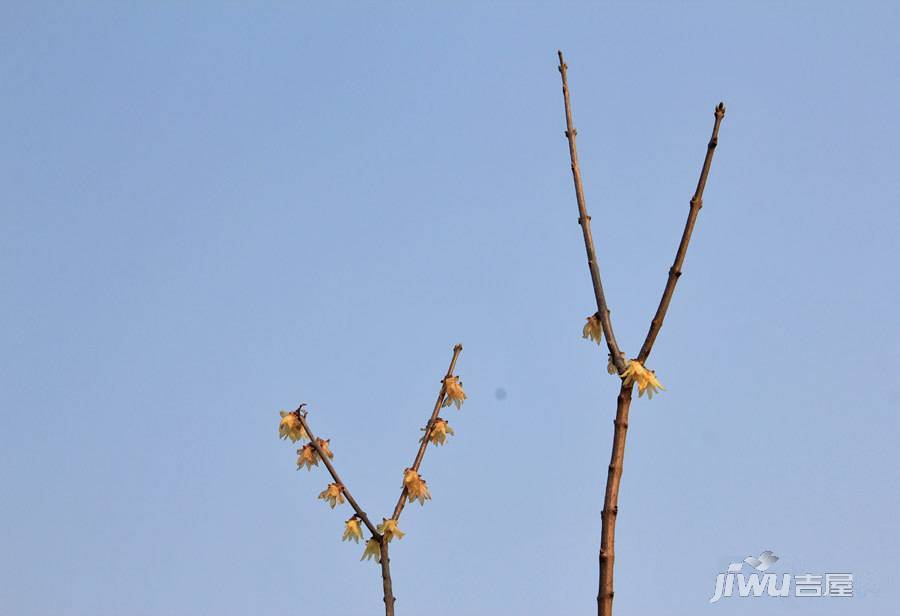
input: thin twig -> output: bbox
[557,50,627,374]
[390,343,463,522]
[296,410,382,538]
[636,103,726,364]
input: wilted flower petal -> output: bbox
[582,313,603,345]
[607,352,625,375]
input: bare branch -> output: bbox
[557,50,627,374]
[379,542,395,616]
[597,381,633,616]
[637,103,726,363]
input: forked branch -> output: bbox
[557,52,726,616]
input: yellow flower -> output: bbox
[582,313,603,345]
[361,538,382,563]
[296,443,319,470]
[377,518,405,543]
[297,438,333,471]
[278,411,309,442]
[318,482,345,508]
[403,468,432,505]
[422,418,454,446]
[442,375,467,409]
[316,438,334,460]
[342,517,364,543]
[621,360,666,399]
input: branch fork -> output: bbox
[557,50,725,616]
[285,344,465,616]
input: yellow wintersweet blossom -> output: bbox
[403,468,432,505]
[582,313,603,345]
[316,438,334,460]
[297,438,333,471]
[278,411,309,442]
[361,538,381,563]
[442,375,467,409]
[621,360,666,399]
[343,517,364,543]
[377,518,405,543]
[318,483,345,508]
[422,418,454,446]
[296,443,319,470]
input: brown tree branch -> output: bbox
[557,50,627,375]
[379,343,461,616]
[597,382,633,616]
[390,343,463,522]
[379,542,396,616]
[296,410,381,538]
[636,103,726,364]
[295,410,395,615]
[557,53,726,616]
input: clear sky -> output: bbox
[2,3,898,615]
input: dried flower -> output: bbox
[421,418,454,446]
[403,468,432,505]
[296,443,319,471]
[442,376,467,409]
[342,517,364,543]
[621,360,665,399]
[318,483,345,508]
[278,411,309,442]
[361,538,381,563]
[377,518,405,543]
[583,313,603,345]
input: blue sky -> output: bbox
[2,3,898,615]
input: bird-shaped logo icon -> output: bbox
[743,551,779,572]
